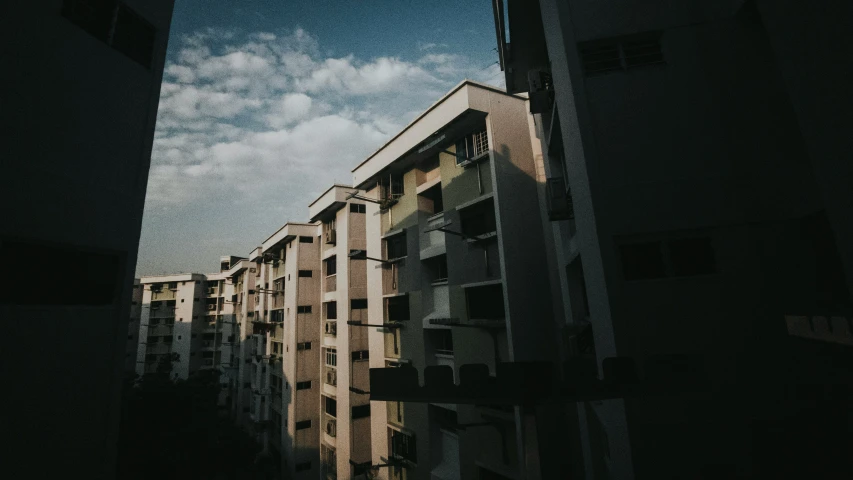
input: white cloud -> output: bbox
[148,27,505,211]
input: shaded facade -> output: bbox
[493,0,853,477]
[0,1,175,477]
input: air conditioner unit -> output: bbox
[326,370,337,386]
[207,288,215,294]
[207,304,217,311]
[325,418,337,437]
[527,68,554,114]
[324,229,336,245]
[249,268,257,273]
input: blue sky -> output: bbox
[136,0,504,276]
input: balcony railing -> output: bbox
[324,320,337,337]
[325,274,337,293]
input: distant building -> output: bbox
[493,0,853,477]
[0,1,175,477]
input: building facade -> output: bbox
[308,185,374,479]
[0,2,175,476]
[351,81,561,480]
[493,0,853,478]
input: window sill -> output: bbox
[465,231,497,243]
[430,279,449,287]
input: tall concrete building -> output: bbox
[259,223,324,479]
[308,185,374,479]
[0,1,175,477]
[126,280,144,373]
[493,0,853,477]
[351,80,561,480]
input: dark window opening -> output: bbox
[351,350,369,361]
[325,301,337,320]
[61,0,117,43]
[324,396,337,417]
[296,381,311,390]
[352,404,371,419]
[427,329,453,356]
[419,182,444,215]
[460,198,497,238]
[297,342,312,351]
[425,255,448,283]
[351,298,368,310]
[298,269,313,278]
[455,127,489,165]
[297,305,312,314]
[391,430,417,463]
[386,295,410,321]
[466,284,505,320]
[299,236,314,243]
[385,233,407,259]
[325,256,337,276]
[350,203,366,213]
[295,420,312,430]
[295,462,311,472]
[111,4,156,68]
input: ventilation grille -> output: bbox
[580,32,664,75]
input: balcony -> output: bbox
[324,321,337,337]
[545,177,574,221]
[325,274,337,293]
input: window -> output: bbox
[385,233,407,259]
[352,404,371,419]
[325,301,337,320]
[295,420,312,431]
[111,4,156,68]
[351,298,368,310]
[350,203,366,213]
[194,298,199,302]
[351,350,369,361]
[455,129,489,165]
[180,299,184,303]
[325,256,337,276]
[619,236,716,280]
[295,462,311,472]
[466,284,505,319]
[168,282,177,290]
[419,182,444,214]
[298,270,313,278]
[324,396,337,417]
[425,255,448,283]
[297,305,312,314]
[325,348,337,366]
[61,0,116,43]
[299,236,314,243]
[386,295,410,321]
[391,429,417,463]
[460,198,497,237]
[296,381,311,390]
[429,329,453,355]
[127,335,132,340]
[297,342,311,351]
[579,31,664,75]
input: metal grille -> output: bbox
[472,130,489,157]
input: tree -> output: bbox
[116,359,272,479]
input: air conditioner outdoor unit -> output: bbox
[326,418,337,437]
[326,370,337,386]
[207,304,217,311]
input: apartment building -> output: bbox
[308,185,373,479]
[0,2,175,476]
[258,223,323,479]
[493,0,853,477]
[136,274,206,379]
[350,80,561,480]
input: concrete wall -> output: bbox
[0,2,175,477]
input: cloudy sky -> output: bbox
[136,0,504,276]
